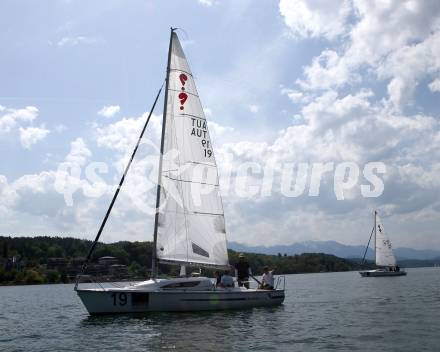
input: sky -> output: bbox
[1,0,440,250]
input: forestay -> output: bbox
[375,215,397,267]
[156,32,229,268]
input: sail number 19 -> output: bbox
[111,292,127,306]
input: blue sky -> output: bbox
[1,0,440,250]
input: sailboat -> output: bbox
[75,28,285,314]
[359,211,407,277]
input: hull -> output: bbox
[359,270,407,277]
[77,288,285,315]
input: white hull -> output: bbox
[76,277,285,314]
[359,269,407,277]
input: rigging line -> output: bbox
[179,113,207,121]
[168,88,199,98]
[361,225,375,264]
[169,68,193,77]
[75,82,164,288]
[161,210,223,216]
[163,175,219,187]
[186,161,216,167]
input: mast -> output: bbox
[151,27,175,278]
[374,210,377,265]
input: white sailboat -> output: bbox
[75,28,285,314]
[359,211,407,277]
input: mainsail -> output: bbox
[155,32,229,268]
[375,214,396,267]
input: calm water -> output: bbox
[1,267,439,352]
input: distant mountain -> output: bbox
[228,240,440,260]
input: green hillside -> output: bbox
[0,236,370,285]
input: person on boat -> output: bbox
[260,266,275,290]
[219,269,234,288]
[235,253,252,289]
[395,265,400,272]
[214,271,222,287]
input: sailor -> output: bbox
[219,268,234,288]
[234,253,252,289]
[214,271,222,287]
[260,266,275,290]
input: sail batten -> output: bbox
[156,32,229,268]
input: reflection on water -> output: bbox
[1,267,440,351]
[80,305,285,351]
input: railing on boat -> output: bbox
[274,275,286,290]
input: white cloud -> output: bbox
[0,175,17,216]
[19,126,50,149]
[286,0,440,110]
[97,105,121,118]
[96,112,162,151]
[65,138,92,166]
[279,0,352,40]
[198,0,215,7]
[428,78,440,92]
[96,116,145,152]
[203,107,212,117]
[281,88,308,103]
[297,49,358,90]
[248,104,259,113]
[56,36,98,47]
[0,106,39,133]
[213,77,440,247]
[208,121,234,139]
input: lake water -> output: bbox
[1,267,439,351]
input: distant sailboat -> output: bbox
[75,28,285,314]
[359,211,407,277]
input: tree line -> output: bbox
[0,236,371,285]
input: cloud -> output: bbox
[197,0,216,7]
[55,36,98,47]
[428,78,440,92]
[0,175,17,216]
[203,107,212,117]
[286,0,440,110]
[19,126,50,149]
[281,88,308,103]
[208,121,234,140]
[65,138,92,166]
[213,79,440,247]
[0,106,39,133]
[248,104,259,113]
[96,115,154,152]
[279,0,352,40]
[97,105,121,118]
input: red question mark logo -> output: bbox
[179,73,188,91]
[179,92,188,110]
[179,73,188,110]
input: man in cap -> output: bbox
[234,253,252,289]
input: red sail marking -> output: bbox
[179,92,188,110]
[179,73,188,86]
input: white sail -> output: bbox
[156,32,229,268]
[375,214,396,267]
